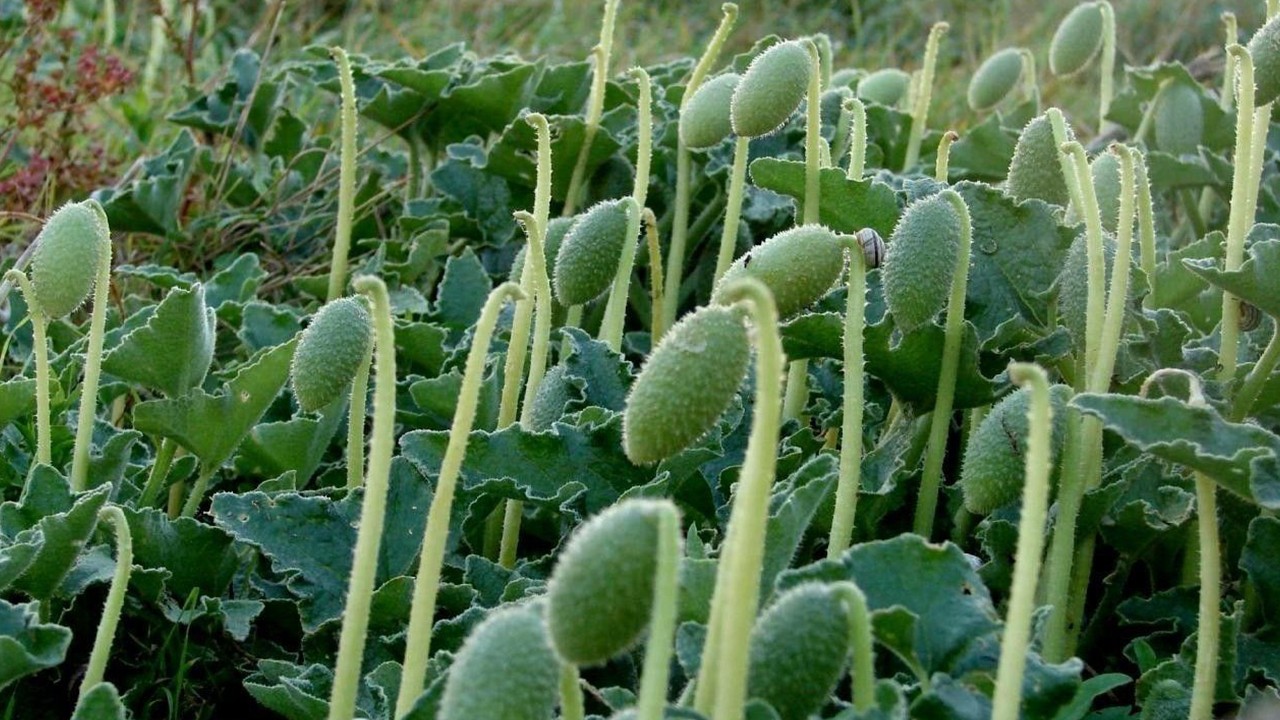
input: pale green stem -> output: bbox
[664,3,739,333]
[598,198,643,352]
[935,130,958,183]
[1135,153,1157,307]
[394,283,524,717]
[1049,110,1085,215]
[1088,145,1136,394]
[71,244,113,492]
[1098,1,1116,129]
[846,98,867,180]
[180,464,215,518]
[803,41,822,224]
[1062,142,1107,390]
[167,481,183,519]
[835,582,876,712]
[631,69,654,212]
[1190,470,1221,720]
[828,242,868,557]
[713,137,752,282]
[327,275,397,720]
[1219,46,1257,385]
[903,22,949,170]
[1041,410,1092,662]
[560,304,585,358]
[138,437,177,507]
[1019,48,1039,105]
[1246,101,1271,227]
[1198,13,1238,220]
[813,33,833,89]
[990,363,1054,720]
[645,209,666,342]
[1231,321,1280,421]
[498,498,524,569]
[563,0,618,216]
[781,362,809,422]
[912,191,974,539]
[6,271,50,467]
[345,347,371,489]
[77,505,132,703]
[326,47,358,302]
[560,663,586,720]
[832,98,855,168]
[1271,0,1279,21]
[636,506,682,720]
[704,279,784,720]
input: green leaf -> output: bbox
[0,599,71,690]
[0,540,39,593]
[160,595,264,641]
[70,682,127,720]
[205,253,268,310]
[1183,236,1280,319]
[1071,393,1280,509]
[749,158,901,237]
[122,507,240,600]
[234,397,346,486]
[1241,516,1280,631]
[1050,674,1132,720]
[0,378,36,429]
[485,111,626,201]
[101,284,215,397]
[210,457,430,631]
[865,317,998,413]
[947,111,1018,181]
[3,472,110,602]
[434,248,493,333]
[133,338,297,474]
[244,659,332,720]
[760,453,837,601]
[556,327,635,412]
[238,300,303,353]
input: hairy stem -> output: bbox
[326,46,358,302]
[836,582,876,712]
[1218,46,1257,385]
[560,663,586,720]
[1098,1,1116,129]
[935,130,958,183]
[346,348,371,489]
[713,136,751,282]
[645,208,666,342]
[636,506,682,720]
[7,271,51,467]
[828,241,868,556]
[846,98,867,179]
[563,0,620,216]
[77,505,132,702]
[1062,141,1106,390]
[138,437,177,508]
[903,22,949,170]
[71,243,113,492]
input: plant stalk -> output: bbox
[326,46,358,302]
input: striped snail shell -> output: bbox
[1240,301,1262,332]
[855,227,885,269]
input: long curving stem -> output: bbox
[70,239,113,492]
[562,0,619,216]
[77,505,132,703]
[845,98,867,180]
[911,190,973,539]
[1062,141,1106,389]
[935,130,959,183]
[645,209,666,342]
[327,275,397,720]
[835,582,876,712]
[1218,45,1258,385]
[828,239,868,556]
[636,505,682,720]
[345,347,371,489]
[713,136,752,283]
[902,22,949,171]
[326,46,358,302]
[6,270,51,468]
[1097,1,1116,130]
[395,283,524,717]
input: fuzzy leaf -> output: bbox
[243,659,332,720]
[1071,393,1280,509]
[1,470,110,601]
[234,397,346,486]
[101,284,215,397]
[0,599,71,690]
[748,158,901,237]
[0,378,36,429]
[122,507,240,600]
[70,683,127,720]
[1241,516,1280,631]
[434,248,493,333]
[1182,236,1280,319]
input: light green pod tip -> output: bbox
[29,199,111,319]
[681,73,741,150]
[1049,2,1105,77]
[623,305,750,465]
[510,216,574,284]
[1250,15,1280,106]
[712,224,845,319]
[746,583,851,720]
[731,40,812,138]
[553,199,632,305]
[959,383,1071,514]
[438,602,560,720]
[1154,82,1204,157]
[968,47,1024,112]
[545,499,677,666]
[1006,113,1074,207]
[882,193,963,332]
[290,297,373,412]
[856,68,910,106]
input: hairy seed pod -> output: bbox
[623,305,750,464]
[554,199,632,305]
[731,40,811,138]
[681,73,741,150]
[1154,82,1204,157]
[713,224,845,319]
[746,583,851,720]
[968,47,1024,112]
[1090,151,1123,233]
[831,68,863,90]
[856,68,911,106]
[1056,231,1138,353]
[511,216,575,284]
[882,193,964,332]
[546,499,677,665]
[29,200,111,319]
[1006,113,1074,207]
[1249,14,1280,106]
[959,383,1072,514]
[1049,2,1105,77]
[855,228,885,269]
[438,602,560,720]
[290,297,374,412]
[527,364,577,431]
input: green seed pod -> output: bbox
[881,194,964,332]
[545,499,676,666]
[290,297,373,412]
[830,67,864,91]
[1049,2,1105,77]
[29,200,111,319]
[1154,82,1204,156]
[527,364,576,431]
[438,602,560,720]
[1006,113,1074,207]
[680,73,741,150]
[623,305,750,465]
[856,68,910,106]
[1250,15,1280,106]
[968,48,1024,112]
[1056,231,1138,353]
[959,383,1072,514]
[1090,151,1123,233]
[553,199,632,305]
[731,40,811,138]
[510,216,574,284]
[713,224,845,319]
[746,583,851,720]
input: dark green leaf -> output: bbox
[1183,236,1280,319]
[0,599,71,690]
[749,158,901,237]
[70,682,127,720]
[0,378,36,429]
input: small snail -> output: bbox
[854,227,885,269]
